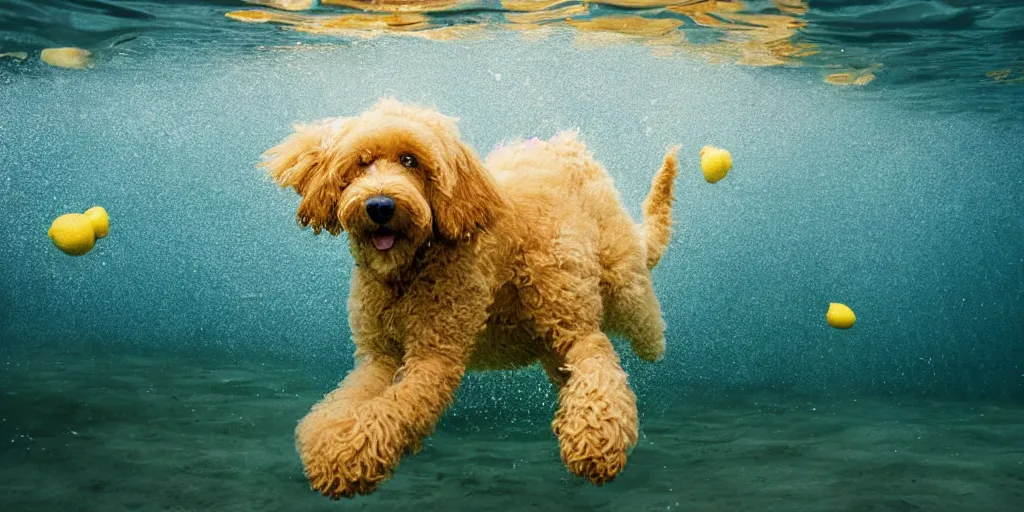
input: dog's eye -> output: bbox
[358,155,371,167]
[399,154,419,169]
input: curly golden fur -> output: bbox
[260,98,680,499]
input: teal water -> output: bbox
[1,1,1023,510]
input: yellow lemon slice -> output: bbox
[826,302,856,329]
[40,47,93,69]
[48,213,96,256]
[699,145,732,183]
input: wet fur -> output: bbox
[260,99,680,498]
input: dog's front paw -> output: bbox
[295,408,396,499]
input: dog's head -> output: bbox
[260,99,504,277]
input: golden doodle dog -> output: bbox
[260,98,679,499]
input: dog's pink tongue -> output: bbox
[372,233,395,251]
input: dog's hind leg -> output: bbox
[602,271,667,362]
[596,144,677,361]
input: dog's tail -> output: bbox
[641,146,680,270]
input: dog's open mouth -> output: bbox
[370,229,396,252]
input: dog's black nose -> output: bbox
[365,196,396,225]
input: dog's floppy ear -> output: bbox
[432,140,505,241]
[427,117,506,241]
[259,118,353,235]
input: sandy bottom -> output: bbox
[1,345,1021,512]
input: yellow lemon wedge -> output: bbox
[84,206,110,239]
[699,145,732,183]
[826,302,856,329]
[48,213,96,256]
[48,206,110,256]
[40,47,93,69]
[0,52,28,61]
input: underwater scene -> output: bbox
[1,0,1023,510]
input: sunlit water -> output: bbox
[1,1,1022,511]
